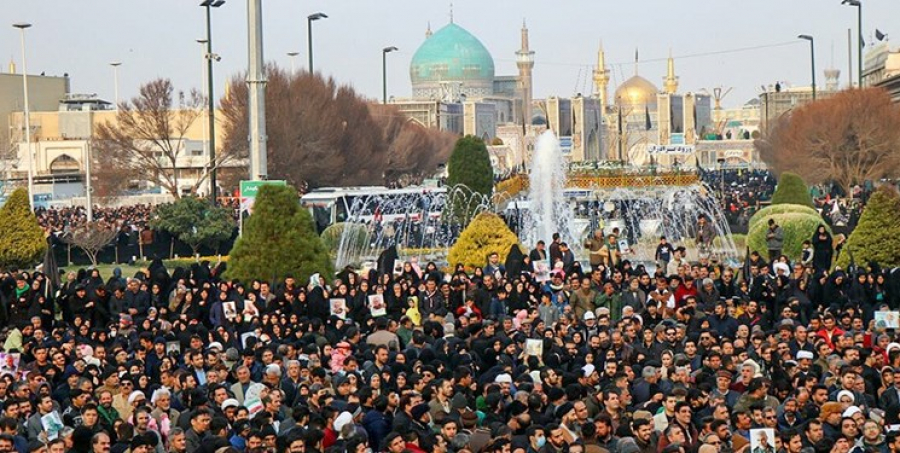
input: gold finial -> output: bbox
[634,48,639,76]
[426,21,433,38]
[8,58,15,74]
[449,2,454,23]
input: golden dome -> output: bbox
[615,75,659,106]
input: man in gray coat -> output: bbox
[766,219,784,263]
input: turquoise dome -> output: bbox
[410,23,495,85]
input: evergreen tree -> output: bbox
[448,212,520,271]
[447,136,493,195]
[0,188,46,269]
[836,187,900,268]
[227,185,333,283]
[446,136,494,222]
[771,172,814,207]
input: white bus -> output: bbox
[300,186,447,232]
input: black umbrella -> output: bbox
[505,244,525,277]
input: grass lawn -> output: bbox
[59,263,145,279]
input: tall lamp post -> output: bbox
[842,0,862,87]
[13,23,34,211]
[110,62,122,110]
[798,35,817,100]
[287,51,299,73]
[382,46,398,104]
[307,12,327,74]
[201,0,224,203]
[196,39,210,196]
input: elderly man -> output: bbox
[150,388,180,430]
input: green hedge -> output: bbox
[748,212,827,260]
[748,204,820,231]
[771,172,814,207]
[835,189,900,269]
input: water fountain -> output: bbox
[521,131,574,247]
[596,185,739,265]
[331,131,738,270]
[332,185,493,269]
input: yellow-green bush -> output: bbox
[448,212,520,271]
[748,212,827,260]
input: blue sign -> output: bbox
[559,137,572,154]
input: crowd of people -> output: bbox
[0,211,898,453]
[701,170,775,227]
[35,206,154,236]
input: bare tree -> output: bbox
[61,224,118,266]
[94,78,240,198]
[219,66,455,189]
[756,88,900,194]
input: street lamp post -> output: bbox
[287,51,299,73]
[110,62,122,110]
[196,39,210,196]
[842,0,862,87]
[798,35,817,100]
[13,23,34,211]
[307,12,327,74]
[201,0,224,203]
[382,46,398,104]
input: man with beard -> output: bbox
[632,418,658,453]
[541,424,567,453]
[781,429,804,453]
[554,403,579,444]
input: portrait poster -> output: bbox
[368,294,387,317]
[222,301,237,322]
[750,429,776,453]
[330,298,347,319]
[525,339,543,357]
[41,412,64,440]
[534,260,551,283]
[0,352,20,377]
[241,331,258,349]
[166,341,181,355]
[243,300,260,323]
[875,311,899,329]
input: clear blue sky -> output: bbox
[5,0,896,109]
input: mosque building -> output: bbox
[392,17,718,167]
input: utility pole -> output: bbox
[248,0,268,180]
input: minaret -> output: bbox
[516,20,535,126]
[592,43,610,107]
[664,50,679,94]
[824,69,841,91]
